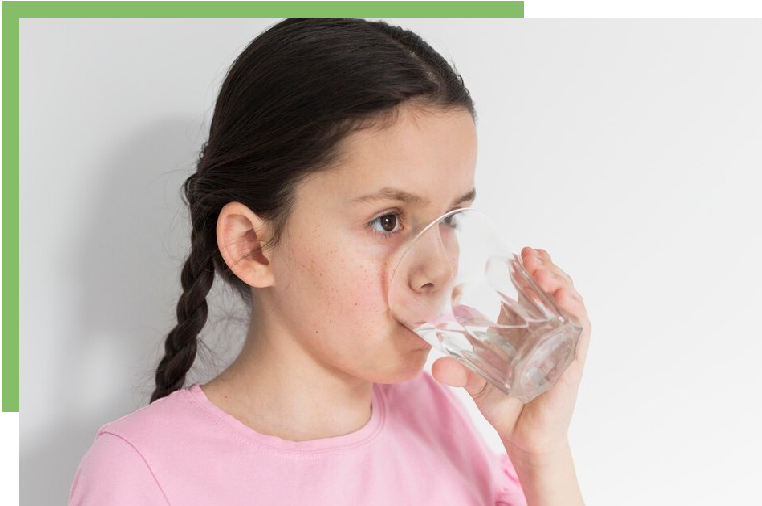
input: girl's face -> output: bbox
[265,105,477,384]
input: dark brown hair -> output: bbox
[151,18,476,403]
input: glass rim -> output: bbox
[389,206,497,280]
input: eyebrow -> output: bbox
[352,187,477,208]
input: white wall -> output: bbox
[20,18,762,505]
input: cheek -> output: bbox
[319,247,389,320]
[284,234,390,325]
[273,216,395,329]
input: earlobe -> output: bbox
[216,202,275,288]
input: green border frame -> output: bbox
[3,1,762,17]
[2,1,523,413]
[3,1,524,17]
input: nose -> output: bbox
[407,224,459,295]
[388,221,461,329]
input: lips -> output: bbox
[398,320,431,350]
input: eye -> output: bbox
[368,211,403,237]
[442,211,460,229]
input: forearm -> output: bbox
[503,441,584,506]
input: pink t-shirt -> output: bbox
[69,371,526,505]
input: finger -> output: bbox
[516,250,549,310]
[523,249,590,321]
[555,287,592,365]
[431,357,491,398]
[531,248,577,292]
[530,248,588,321]
[522,248,592,372]
[431,356,468,387]
[534,267,568,298]
[519,250,591,365]
[523,249,583,305]
[556,286,590,326]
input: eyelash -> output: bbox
[367,210,461,239]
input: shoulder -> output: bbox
[69,432,169,505]
[69,387,204,505]
[95,386,205,450]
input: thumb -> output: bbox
[431,357,489,398]
[431,356,524,442]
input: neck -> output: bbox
[201,321,374,442]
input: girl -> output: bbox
[70,18,591,505]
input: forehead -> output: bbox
[317,106,477,201]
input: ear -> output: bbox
[216,201,275,288]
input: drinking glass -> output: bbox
[388,207,583,403]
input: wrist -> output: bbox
[502,438,572,468]
[501,440,584,506]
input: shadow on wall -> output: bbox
[20,118,248,505]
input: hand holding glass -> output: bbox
[388,208,583,403]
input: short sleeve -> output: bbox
[69,432,169,506]
[492,452,528,506]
